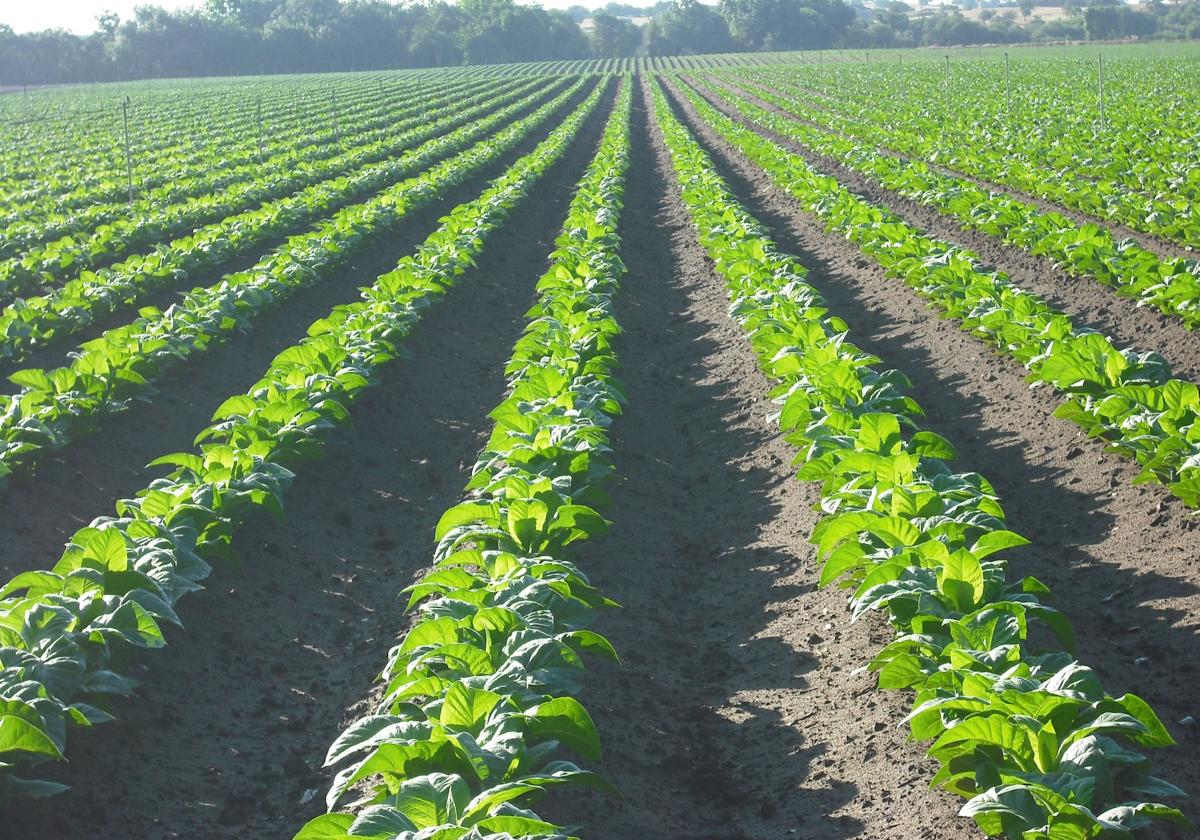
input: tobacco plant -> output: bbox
[672,78,1200,509]
[653,75,1189,839]
[0,80,608,803]
[0,79,593,486]
[701,74,1200,331]
[295,80,632,840]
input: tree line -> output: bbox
[850,0,1200,47]
[1,0,1198,85]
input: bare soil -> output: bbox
[0,81,595,585]
[683,74,1200,383]
[0,83,612,840]
[0,73,1196,840]
[659,74,1200,836]
[721,73,1196,263]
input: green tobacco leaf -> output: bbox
[462,782,545,822]
[348,804,418,836]
[90,601,165,648]
[9,368,52,391]
[970,530,1031,560]
[1110,693,1175,748]
[525,697,601,761]
[392,773,471,829]
[909,430,957,460]
[293,813,354,840]
[0,716,63,759]
[559,630,619,662]
[0,571,64,598]
[939,550,984,612]
[959,784,1044,832]
[855,413,903,454]
[1097,801,1194,831]
[931,714,1035,763]
[146,452,206,473]
[476,814,563,834]
[440,683,504,730]
[77,528,129,572]
[326,742,450,810]
[435,502,499,541]
[324,715,427,766]
[211,394,258,420]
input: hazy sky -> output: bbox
[1,0,659,35]
[4,0,199,34]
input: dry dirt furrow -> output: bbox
[547,77,965,840]
[0,81,598,584]
[736,75,1196,262]
[686,74,1200,383]
[0,85,614,840]
[658,74,1200,838]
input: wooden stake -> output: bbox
[1005,51,1011,120]
[332,88,341,144]
[122,96,134,207]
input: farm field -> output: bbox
[0,43,1198,840]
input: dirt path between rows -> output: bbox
[0,85,614,840]
[3,73,1196,840]
[684,74,1200,384]
[658,76,1199,836]
[546,78,965,840]
[734,74,1196,263]
[0,81,597,585]
[0,80,568,377]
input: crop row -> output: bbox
[739,58,1200,204]
[1,73,445,218]
[0,79,594,488]
[0,77,548,303]
[0,77,563,364]
[652,74,1190,840]
[0,78,610,804]
[296,77,633,840]
[0,74,506,260]
[738,65,1200,250]
[669,78,1200,509]
[699,74,1200,331]
[0,73,429,223]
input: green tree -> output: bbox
[646,0,733,54]
[719,0,773,46]
[720,0,854,49]
[589,11,642,57]
[97,11,121,36]
[1083,0,1122,37]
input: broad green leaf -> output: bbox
[970,530,1031,560]
[440,683,503,730]
[435,502,499,542]
[0,716,63,759]
[909,430,956,460]
[78,528,130,572]
[525,696,601,761]
[931,714,1035,763]
[939,550,984,612]
[293,814,354,840]
[9,368,52,391]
